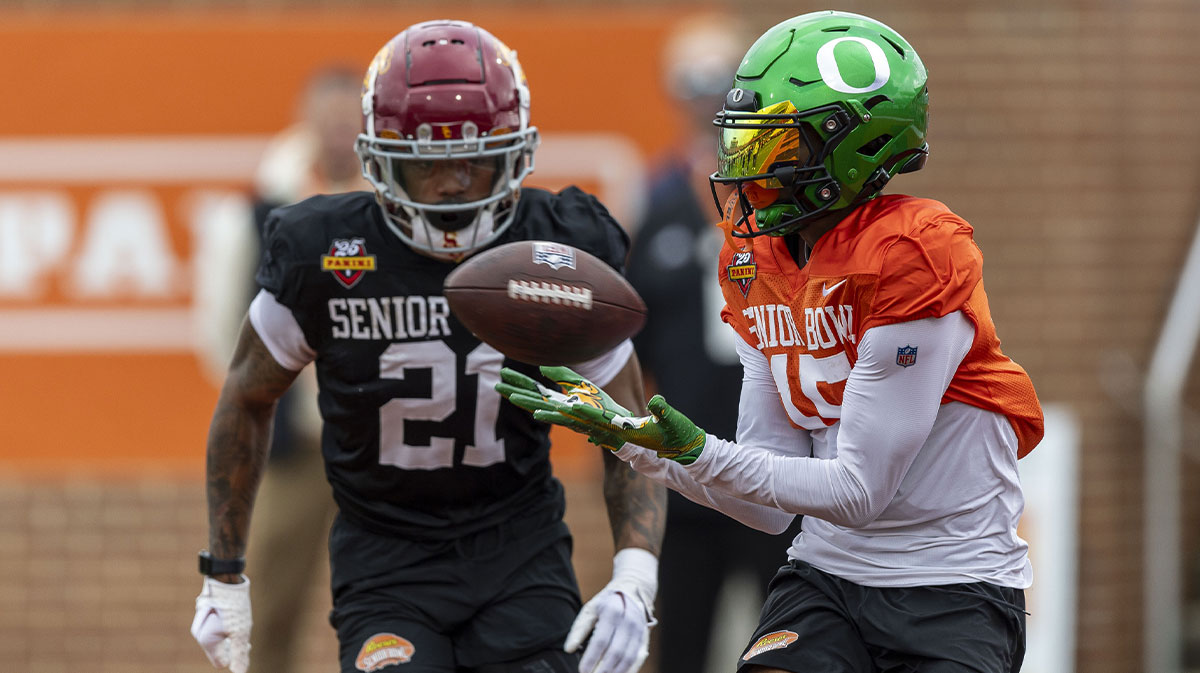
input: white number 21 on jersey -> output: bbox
[377,341,506,470]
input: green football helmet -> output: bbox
[711,11,929,238]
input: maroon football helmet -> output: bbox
[356,20,539,260]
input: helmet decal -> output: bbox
[816,37,891,94]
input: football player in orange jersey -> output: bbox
[498,10,1043,673]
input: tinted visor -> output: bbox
[717,101,804,187]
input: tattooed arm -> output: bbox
[204,317,299,584]
[600,351,667,554]
[560,350,665,673]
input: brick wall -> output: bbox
[862,4,1200,672]
[0,472,619,673]
[4,1,1200,672]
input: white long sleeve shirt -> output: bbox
[617,312,1031,588]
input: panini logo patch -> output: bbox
[742,630,799,661]
[896,345,918,368]
[726,251,757,297]
[355,633,414,671]
[532,241,577,270]
[322,237,376,289]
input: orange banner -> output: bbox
[0,8,694,474]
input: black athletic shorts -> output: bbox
[737,559,1027,673]
[328,508,583,672]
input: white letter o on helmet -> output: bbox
[816,37,891,94]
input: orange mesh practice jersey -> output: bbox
[719,194,1043,457]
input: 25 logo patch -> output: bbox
[322,237,377,289]
[726,251,757,297]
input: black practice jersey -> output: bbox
[255,187,630,540]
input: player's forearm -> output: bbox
[601,450,667,554]
[614,443,795,534]
[204,318,296,575]
[205,393,275,567]
[597,350,667,553]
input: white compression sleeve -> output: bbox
[247,289,315,372]
[610,340,804,534]
[613,442,797,534]
[686,312,975,527]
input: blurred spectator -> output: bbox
[625,14,800,673]
[194,65,367,673]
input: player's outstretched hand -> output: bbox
[496,366,628,450]
[191,576,252,673]
[496,366,707,464]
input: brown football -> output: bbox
[443,240,647,365]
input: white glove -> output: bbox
[566,547,658,673]
[191,576,252,673]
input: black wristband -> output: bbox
[198,550,246,576]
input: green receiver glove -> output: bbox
[495,365,707,464]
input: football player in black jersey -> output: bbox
[190,20,666,673]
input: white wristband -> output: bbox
[612,547,658,580]
[611,547,659,624]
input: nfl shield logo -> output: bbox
[896,345,918,368]
[532,242,577,270]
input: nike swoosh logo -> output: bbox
[821,279,847,297]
